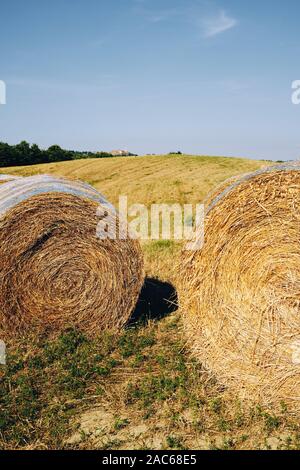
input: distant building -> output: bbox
[110,149,130,156]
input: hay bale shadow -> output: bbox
[128,277,178,326]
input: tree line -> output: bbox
[0,141,120,167]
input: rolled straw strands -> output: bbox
[179,163,300,411]
[0,175,144,338]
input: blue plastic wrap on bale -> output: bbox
[0,174,115,216]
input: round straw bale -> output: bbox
[0,175,144,338]
[179,163,300,411]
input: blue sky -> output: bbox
[0,0,300,160]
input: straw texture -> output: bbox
[0,175,144,338]
[180,163,300,411]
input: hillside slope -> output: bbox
[3,154,268,208]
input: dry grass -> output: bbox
[1,318,300,450]
[2,153,291,450]
[3,154,268,209]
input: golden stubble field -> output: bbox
[4,154,267,283]
[3,154,298,451]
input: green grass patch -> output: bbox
[1,316,300,450]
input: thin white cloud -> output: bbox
[137,7,182,23]
[201,10,237,38]
[133,3,238,39]
[132,0,182,23]
[8,77,119,93]
[148,10,179,23]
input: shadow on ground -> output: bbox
[128,277,178,326]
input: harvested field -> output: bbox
[3,154,298,450]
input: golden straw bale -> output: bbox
[179,163,300,411]
[0,175,144,338]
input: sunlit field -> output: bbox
[3,154,298,451]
